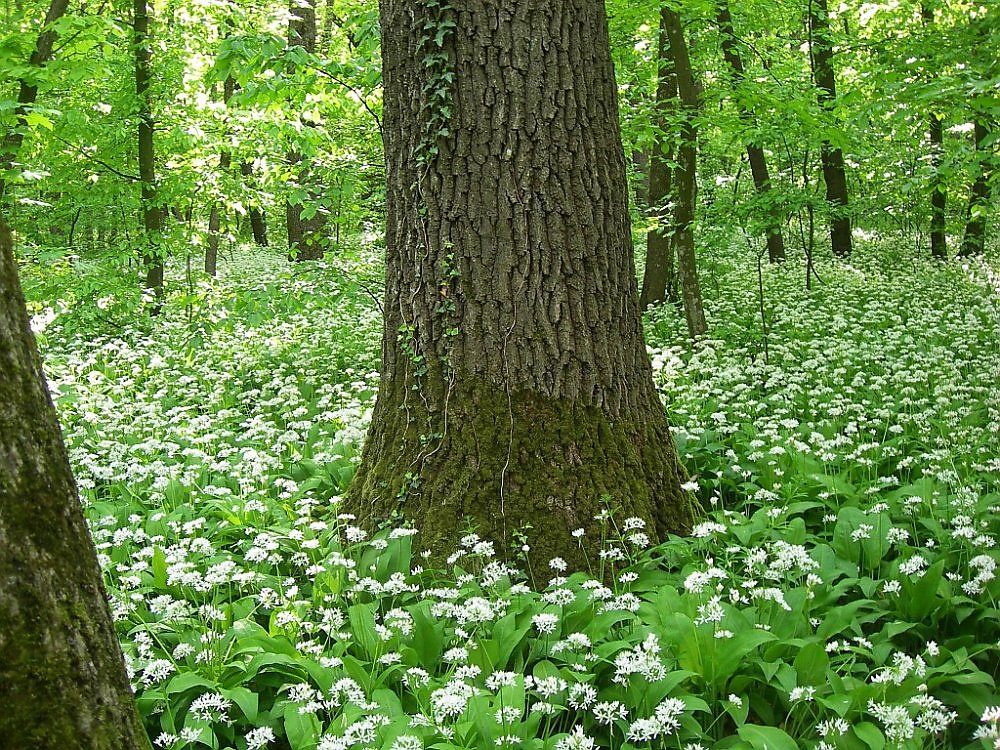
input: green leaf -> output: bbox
[737,724,798,750]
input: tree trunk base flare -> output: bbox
[349,0,697,571]
[347,374,693,570]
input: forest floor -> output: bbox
[19,238,1000,750]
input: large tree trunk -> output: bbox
[0,212,151,749]
[135,0,163,300]
[0,0,71,203]
[717,0,785,263]
[960,119,991,257]
[808,0,852,257]
[347,0,693,569]
[640,9,678,309]
[662,7,707,337]
[286,0,326,261]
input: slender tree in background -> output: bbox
[920,2,947,259]
[240,159,270,246]
[0,212,151,749]
[717,0,785,263]
[134,0,163,300]
[927,111,947,258]
[640,8,678,309]
[206,75,236,276]
[808,0,852,257]
[0,0,71,203]
[347,0,693,567]
[960,118,992,257]
[662,6,707,338]
[286,0,326,261]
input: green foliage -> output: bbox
[19,241,1000,749]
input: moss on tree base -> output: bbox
[346,374,694,570]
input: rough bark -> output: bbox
[717,0,785,263]
[286,0,327,261]
[808,0,852,257]
[662,7,707,338]
[0,211,151,750]
[134,0,163,298]
[346,0,694,569]
[640,9,677,309]
[960,119,991,257]
[0,0,71,203]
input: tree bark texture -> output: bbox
[287,0,327,261]
[347,0,694,568]
[662,8,707,338]
[0,0,71,204]
[808,0,853,257]
[0,211,151,750]
[134,0,163,297]
[640,9,677,309]
[717,0,785,263]
[960,119,991,257]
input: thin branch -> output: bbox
[51,133,141,181]
[311,65,383,136]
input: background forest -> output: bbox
[1,0,999,749]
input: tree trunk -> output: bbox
[0,211,151,750]
[0,0,71,203]
[662,7,707,337]
[808,0,852,257]
[206,75,236,277]
[928,112,947,258]
[921,3,947,259]
[240,158,270,246]
[346,0,693,569]
[717,0,785,263]
[960,119,991,257]
[134,0,163,300]
[640,9,678,309]
[286,0,326,261]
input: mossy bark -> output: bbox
[347,1,694,569]
[0,212,151,749]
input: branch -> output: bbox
[51,134,141,182]
[311,65,383,137]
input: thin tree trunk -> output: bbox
[928,112,947,258]
[808,0,852,257]
[0,0,71,203]
[347,0,693,569]
[960,119,991,257]
[239,159,270,246]
[206,75,235,276]
[286,0,326,261]
[662,7,707,337]
[0,211,151,750]
[921,3,947,259]
[717,0,785,262]
[134,0,163,300]
[640,9,678,309]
